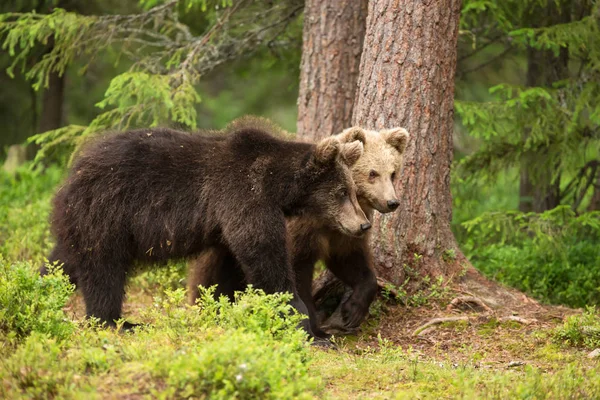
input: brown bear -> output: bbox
[42,117,370,338]
[187,126,409,337]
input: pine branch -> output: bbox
[5,0,305,161]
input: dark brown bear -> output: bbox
[42,117,370,338]
[188,126,409,338]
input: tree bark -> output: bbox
[28,35,66,161]
[350,0,462,286]
[296,0,368,139]
[38,68,65,134]
[349,0,523,307]
[519,46,566,212]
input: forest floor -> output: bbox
[59,285,600,399]
[4,166,599,398]
[314,297,599,399]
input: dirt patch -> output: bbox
[348,293,583,370]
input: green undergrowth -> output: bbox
[453,168,600,308]
[0,262,319,399]
[3,259,600,399]
[452,166,600,309]
[552,307,600,349]
[462,207,600,308]
[0,164,63,264]
[0,260,75,341]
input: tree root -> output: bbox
[446,296,492,313]
[413,315,538,336]
[499,315,536,325]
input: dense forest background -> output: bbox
[2,0,598,307]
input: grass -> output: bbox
[313,349,600,399]
[1,164,600,399]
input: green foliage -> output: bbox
[150,329,315,399]
[193,286,309,343]
[455,80,600,186]
[140,288,316,399]
[0,285,320,399]
[95,71,201,128]
[452,168,520,240]
[454,0,600,308]
[0,260,74,341]
[552,307,600,349]
[2,332,74,398]
[510,11,600,60]
[0,0,303,161]
[140,0,233,12]
[462,205,600,245]
[0,163,63,263]
[1,8,95,89]
[456,0,600,211]
[462,206,600,307]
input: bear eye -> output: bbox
[391,172,396,181]
[369,170,379,179]
[339,188,349,198]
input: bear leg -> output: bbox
[295,254,330,339]
[214,251,247,301]
[187,247,246,304]
[326,249,378,330]
[79,259,128,327]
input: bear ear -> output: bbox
[382,127,409,154]
[339,140,364,167]
[338,127,366,144]
[314,136,341,164]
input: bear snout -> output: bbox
[387,199,400,211]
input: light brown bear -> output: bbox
[188,126,409,337]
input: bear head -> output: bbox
[306,136,371,237]
[336,126,409,214]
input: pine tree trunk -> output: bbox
[301,0,525,311]
[38,34,65,133]
[345,0,523,308]
[38,69,65,134]
[296,0,367,139]
[519,46,565,213]
[350,0,466,289]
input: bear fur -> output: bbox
[187,126,409,337]
[43,117,370,337]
